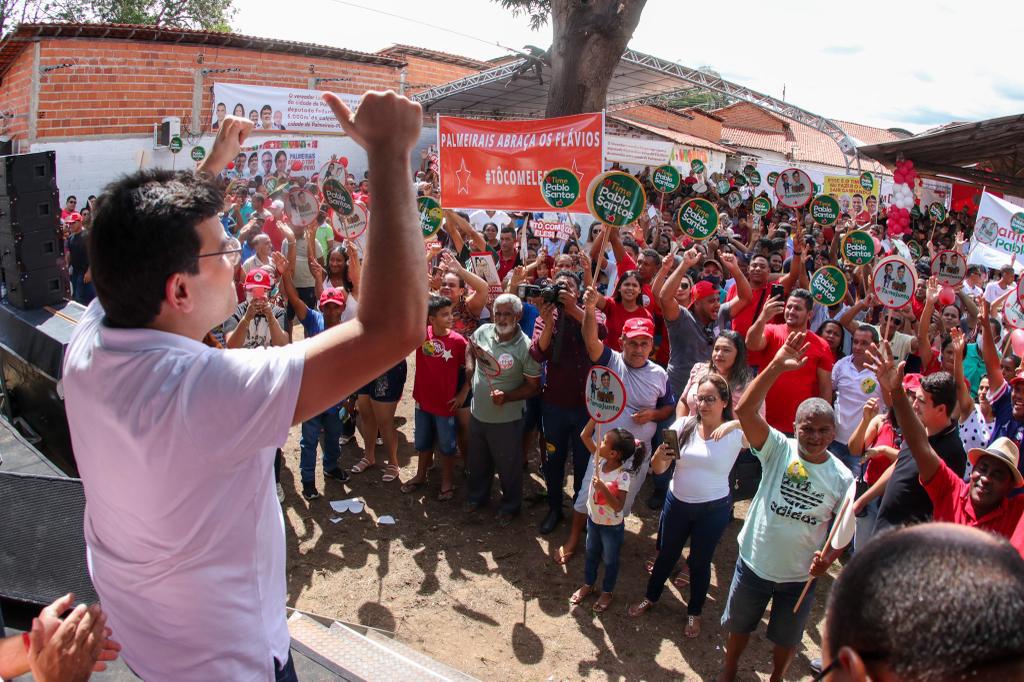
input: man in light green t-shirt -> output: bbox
[465,293,541,526]
[720,330,855,682]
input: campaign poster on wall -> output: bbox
[437,112,604,212]
[823,174,881,227]
[224,139,321,180]
[211,83,362,134]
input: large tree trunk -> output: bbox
[545,0,648,117]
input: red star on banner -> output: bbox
[571,158,584,184]
[455,158,472,194]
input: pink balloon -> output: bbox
[905,160,914,169]
[291,160,303,171]
[938,286,955,306]
[894,173,905,185]
[1011,329,1024,357]
[339,156,349,167]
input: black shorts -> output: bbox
[357,360,408,403]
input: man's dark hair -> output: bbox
[427,294,452,318]
[274,150,287,163]
[641,248,662,265]
[855,323,880,343]
[260,104,272,115]
[921,370,957,416]
[826,524,1024,681]
[788,288,814,313]
[499,226,515,238]
[89,169,221,328]
[967,265,981,276]
[66,195,77,203]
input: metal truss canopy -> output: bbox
[412,48,861,171]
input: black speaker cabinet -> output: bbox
[0,230,62,272]
[4,264,68,309]
[0,189,60,235]
[0,151,57,196]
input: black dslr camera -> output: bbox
[517,281,568,305]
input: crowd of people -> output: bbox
[23,91,1024,681]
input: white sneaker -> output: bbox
[276,483,285,503]
[375,436,383,446]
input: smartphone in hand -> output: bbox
[771,283,785,299]
[662,428,681,459]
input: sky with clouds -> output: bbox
[235,0,1023,133]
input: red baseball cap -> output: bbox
[690,279,719,304]
[902,373,923,392]
[622,317,654,339]
[65,212,83,223]
[319,287,347,308]
[1010,371,1024,388]
[244,269,274,291]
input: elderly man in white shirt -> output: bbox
[62,93,426,681]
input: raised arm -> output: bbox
[745,295,784,352]
[838,296,871,335]
[443,252,488,316]
[582,286,607,362]
[979,297,1006,395]
[865,341,941,483]
[441,210,466,254]
[720,251,751,317]
[847,397,880,456]
[949,328,974,420]
[272,252,309,322]
[737,330,812,449]
[917,277,940,369]
[659,248,701,323]
[292,91,426,424]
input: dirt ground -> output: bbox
[280,351,835,681]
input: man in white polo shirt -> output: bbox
[62,93,426,681]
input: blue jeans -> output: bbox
[414,407,458,455]
[830,440,862,478]
[70,269,95,305]
[584,519,625,593]
[541,402,591,510]
[647,490,732,615]
[299,408,343,483]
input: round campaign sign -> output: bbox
[733,173,748,188]
[1018,277,1024,310]
[810,265,847,307]
[677,198,719,241]
[690,159,705,175]
[190,145,206,162]
[417,195,443,239]
[810,194,841,226]
[746,169,762,186]
[715,179,730,195]
[285,188,319,228]
[726,191,743,210]
[752,196,772,217]
[872,256,917,310]
[767,171,780,187]
[1006,298,1024,330]
[585,365,627,423]
[471,341,502,379]
[841,230,875,265]
[319,160,347,190]
[743,164,756,176]
[587,171,646,227]
[652,165,681,193]
[859,172,874,191]
[1011,212,1024,235]
[168,136,183,154]
[907,240,922,260]
[773,167,814,208]
[931,250,967,287]
[540,168,580,209]
[692,182,707,194]
[331,200,368,241]
[322,177,355,216]
[928,202,947,223]
[975,216,1000,244]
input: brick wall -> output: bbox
[26,37,401,140]
[0,48,33,142]
[399,54,479,95]
[616,105,722,142]
[714,102,788,133]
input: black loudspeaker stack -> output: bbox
[0,151,68,309]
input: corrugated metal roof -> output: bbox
[0,22,405,78]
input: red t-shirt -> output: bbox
[749,324,835,432]
[261,214,285,251]
[494,249,521,283]
[865,421,899,484]
[924,459,1024,559]
[413,326,468,417]
[617,253,668,364]
[728,283,769,339]
[601,296,653,352]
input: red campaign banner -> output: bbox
[437,112,604,212]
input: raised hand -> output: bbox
[322,90,422,156]
[926,276,941,304]
[583,286,599,310]
[770,330,810,373]
[719,250,739,272]
[863,397,880,421]
[864,341,905,394]
[758,296,785,323]
[270,251,288,275]
[199,116,254,176]
[682,247,702,271]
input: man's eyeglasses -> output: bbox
[198,237,242,268]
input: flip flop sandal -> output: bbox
[569,585,593,605]
[592,594,613,613]
[400,479,426,494]
[684,615,702,639]
[437,487,456,501]
[645,556,657,574]
[382,464,400,482]
[554,546,575,565]
[351,457,374,474]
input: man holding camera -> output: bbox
[530,273,606,535]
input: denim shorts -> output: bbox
[357,360,407,402]
[414,407,458,455]
[720,557,816,648]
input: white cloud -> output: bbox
[233,0,1020,133]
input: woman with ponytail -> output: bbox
[629,373,747,638]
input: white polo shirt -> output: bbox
[831,355,880,443]
[63,301,304,681]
